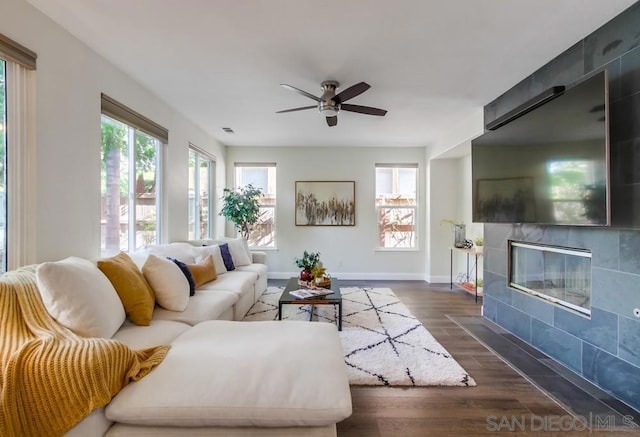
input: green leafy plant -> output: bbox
[294,251,321,270]
[474,237,484,247]
[219,184,263,239]
[475,278,484,288]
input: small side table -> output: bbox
[450,247,483,303]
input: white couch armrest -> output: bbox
[251,251,267,264]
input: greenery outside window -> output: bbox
[234,163,276,248]
[189,145,215,240]
[375,164,418,249]
[100,95,167,256]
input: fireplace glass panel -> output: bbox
[509,241,591,315]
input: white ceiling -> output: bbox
[26,0,637,148]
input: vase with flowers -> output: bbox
[294,250,321,281]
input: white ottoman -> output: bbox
[105,320,352,434]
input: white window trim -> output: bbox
[234,163,277,249]
[374,164,419,251]
[189,144,216,240]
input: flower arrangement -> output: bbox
[294,251,321,271]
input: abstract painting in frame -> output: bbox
[295,181,355,226]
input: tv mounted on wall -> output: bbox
[472,71,610,226]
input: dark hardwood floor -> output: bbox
[319,280,626,437]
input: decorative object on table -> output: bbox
[294,250,321,281]
[474,237,484,247]
[295,181,355,226]
[244,287,476,387]
[441,219,466,248]
[219,184,263,238]
[462,239,474,249]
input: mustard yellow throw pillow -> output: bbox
[97,252,155,326]
[187,254,217,288]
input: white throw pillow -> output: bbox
[147,242,197,264]
[225,238,252,267]
[192,245,227,274]
[142,255,190,311]
[36,257,126,338]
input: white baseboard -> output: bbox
[425,275,451,284]
[269,272,427,281]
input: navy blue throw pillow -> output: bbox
[167,257,196,296]
[219,243,235,271]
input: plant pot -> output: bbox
[299,268,313,282]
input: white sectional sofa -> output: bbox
[16,239,352,436]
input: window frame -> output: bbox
[188,144,216,240]
[234,162,277,249]
[100,95,167,256]
[374,163,419,251]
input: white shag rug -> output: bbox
[243,286,476,387]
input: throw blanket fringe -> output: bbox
[0,266,169,436]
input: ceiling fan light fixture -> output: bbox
[319,100,340,116]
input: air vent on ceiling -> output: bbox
[222,127,235,133]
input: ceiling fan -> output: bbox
[276,81,387,127]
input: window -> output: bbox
[0,33,37,272]
[100,94,168,256]
[234,163,276,248]
[188,145,215,240]
[375,164,418,249]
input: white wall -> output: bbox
[2,0,225,262]
[225,146,426,279]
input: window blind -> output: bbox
[101,93,168,142]
[0,33,36,70]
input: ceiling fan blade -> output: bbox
[280,84,321,102]
[341,103,387,116]
[326,116,338,127]
[276,105,317,114]
[334,82,370,103]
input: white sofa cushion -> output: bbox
[106,321,352,427]
[192,245,227,274]
[151,290,239,325]
[142,255,190,311]
[112,320,190,350]
[36,257,125,338]
[197,270,257,298]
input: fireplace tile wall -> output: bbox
[482,3,640,411]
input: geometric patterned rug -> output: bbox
[243,287,476,387]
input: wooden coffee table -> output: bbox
[278,277,343,331]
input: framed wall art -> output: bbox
[295,181,355,226]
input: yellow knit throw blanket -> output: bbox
[0,266,170,436]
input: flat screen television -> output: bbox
[472,71,610,225]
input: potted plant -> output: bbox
[219,184,263,239]
[294,251,320,281]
